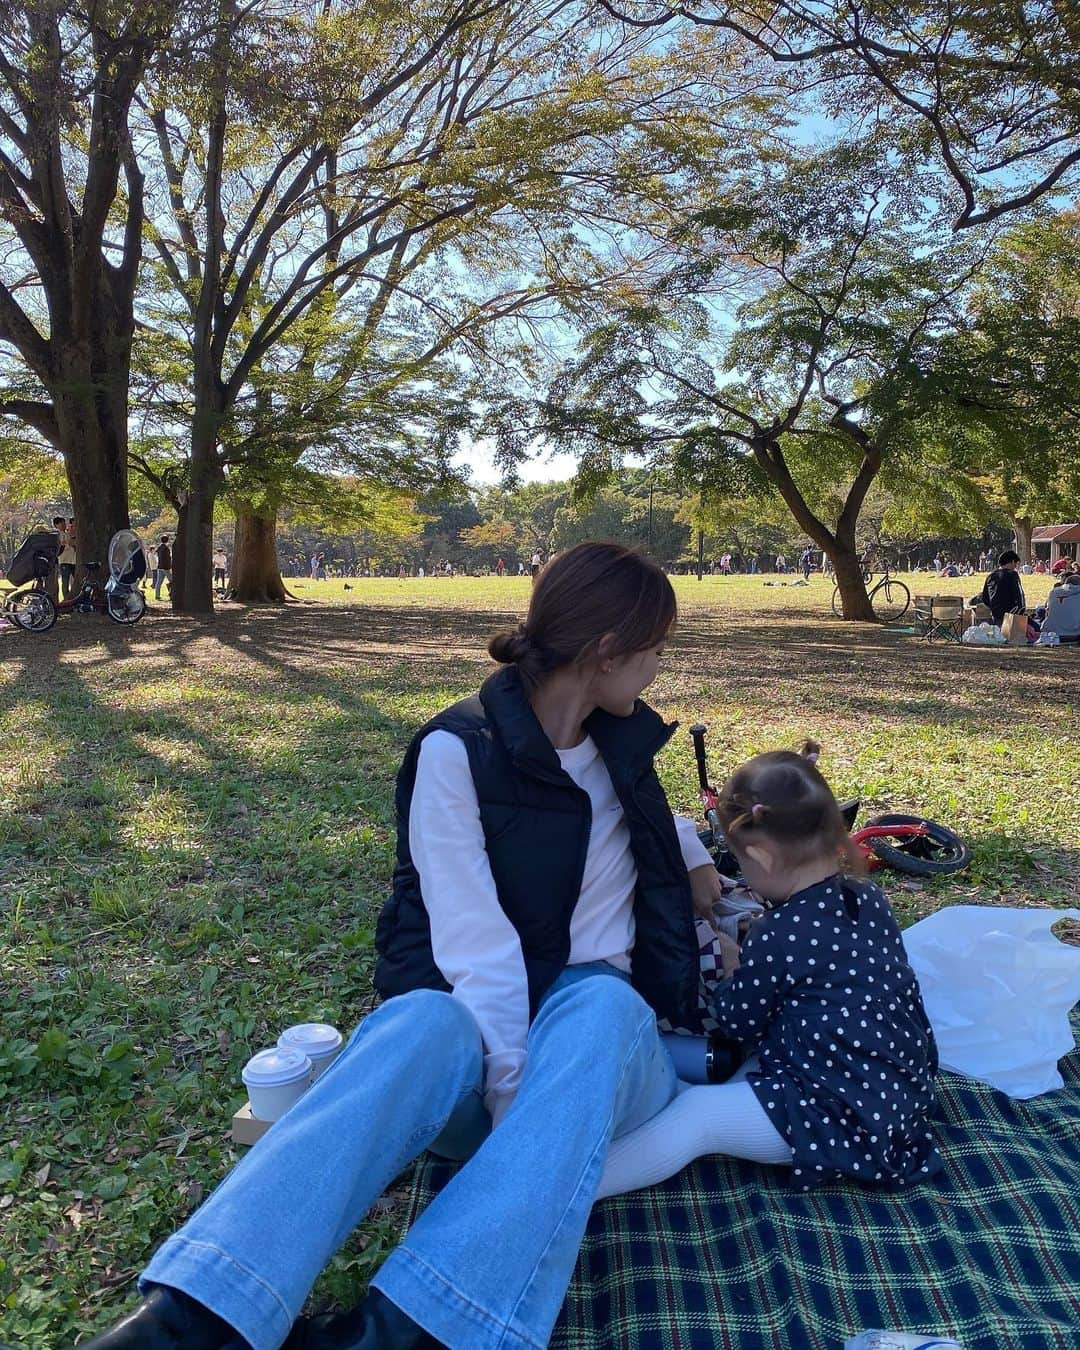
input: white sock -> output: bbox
[595,1080,791,1200]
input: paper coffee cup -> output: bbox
[278,1023,343,1080]
[241,1046,313,1121]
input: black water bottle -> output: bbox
[705,1033,746,1084]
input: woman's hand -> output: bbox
[688,863,723,930]
[717,932,741,977]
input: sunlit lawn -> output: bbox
[285,569,1059,613]
[0,575,1076,1345]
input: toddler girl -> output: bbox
[598,742,941,1196]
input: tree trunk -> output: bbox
[752,435,879,621]
[174,386,224,613]
[53,357,130,577]
[231,505,288,603]
[829,544,877,621]
[1013,514,1033,564]
[170,501,189,611]
[176,471,219,614]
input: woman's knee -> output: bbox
[533,973,652,1045]
[347,989,483,1076]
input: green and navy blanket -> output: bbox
[404,1022,1080,1349]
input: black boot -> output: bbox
[283,1289,443,1349]
[78,1285,239,1349]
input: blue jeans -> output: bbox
[140,965,677,1349]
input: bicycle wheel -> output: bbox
[865,813,971,875]
[107,588,146,625]
[9,589,57,633]
[831,585,844,617]
[862,567,874,584]
[872,578,911,624]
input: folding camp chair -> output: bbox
[923,596,965,643]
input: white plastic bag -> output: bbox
[902,906,1080,1098]
[961,622,1007,645]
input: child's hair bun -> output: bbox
[488,627,532,664]
[800,739,821,764]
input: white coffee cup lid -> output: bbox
[278,1023,343,1058]
[242,1046,312,1087]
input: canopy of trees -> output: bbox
[1,1,1076,616]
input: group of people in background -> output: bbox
[140,537,173,600]
[282,553,544,580]
[974,549,1080,640]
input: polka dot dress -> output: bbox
[710,874,941,1191]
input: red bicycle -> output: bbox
[689,723,971,877]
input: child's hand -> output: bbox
[717,932,741,977]
[688,863,723,930]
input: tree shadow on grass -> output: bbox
[1,600,1077,1343]
[669,611,1076,737]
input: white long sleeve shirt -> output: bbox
[408,729,712,1121]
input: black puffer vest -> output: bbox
[373,665,699,1025]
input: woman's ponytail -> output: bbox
[488,626,532,665]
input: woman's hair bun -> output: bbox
[488,628,532,664]
[799,738,822,763]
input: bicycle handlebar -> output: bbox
[689,722,711,795]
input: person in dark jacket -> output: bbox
[153,536,173,601]
[978,550,1026,626]
[84,543,717,1350]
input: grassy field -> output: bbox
[1,574,1077,1346]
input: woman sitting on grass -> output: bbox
[84,543,721,1350]
[595,744,941,1199]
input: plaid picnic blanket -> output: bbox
[403,1018,1080,1349]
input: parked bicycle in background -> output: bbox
[832,557,911,623]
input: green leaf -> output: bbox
[36,1029,69,1064]
[93,1174,128,1201]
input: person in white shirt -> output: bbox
[99,543,718,1350]
[57,516,77,600]
[212,549,228,595]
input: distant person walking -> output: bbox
[719,552,732,575]
[530,550,543,583]
[154,537,173,601]
[310,553,319,579]
[495,557,506,577]
[775,553,787,574]
[213,548,228,596]
[800,546,813,580]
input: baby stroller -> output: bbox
[101,530,148,624]
[1,531,60,632]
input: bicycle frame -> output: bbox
[850,822,930,872]
[55,576,106,615]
